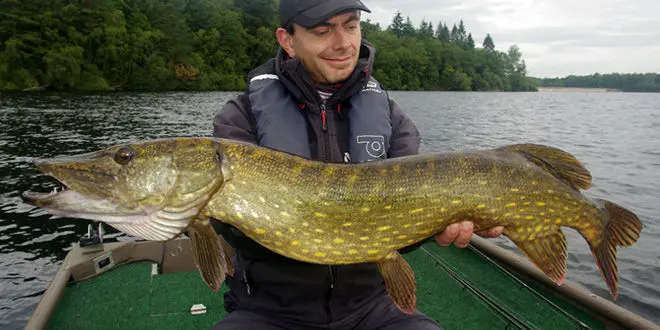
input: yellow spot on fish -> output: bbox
[381,238,391,242]
[361,207,370,212]
[516,227,524,233]
[333,238,345,244]
[342,222,353,227]
[291,241,300,246]
[397,187,405,193]
[422,184,430,189]
[367,250,379,255]
[219,211,227,217]
[536,202,546,207]
[280,211,290,217]
[547,189,554,194]
[302,249,310,253]
[313,239,322,243]
[377,226,391,231]
[275,231,283,236]
[410,208,424,214]
[236,212,244,219]
[526,216,535,220]
[275,242,283,247]
[255,228,266,235]
[403,224,412,228]
[314,252,327,257]
[359,236,369,241]
[315,212,327,218]
[477,204,486,209]
[532,181,537,185]
[372,242,381,247]
[302,222,309,227]
[348,249,358,255]
[315,229,324,233]
[251,212,259,218]
[384,205,393,210]
[505,202,516,207]
[414,221,425,226]
[454,177,463,182]
[397,235,408,239]
[451,200,462,204]
[535,225,543,232]
[555,219,562,224]
[332,251,343,256]
[511,188,520,192]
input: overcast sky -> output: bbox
[361,0,660,77]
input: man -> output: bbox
[211,0,503,329]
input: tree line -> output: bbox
[533,73,660,93]
[0,0,537,92]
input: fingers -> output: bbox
[435,221,473,248]
[476,226,504,238]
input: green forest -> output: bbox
[4,1,657,93]
[0,0,539,92]
[533,73,660,93]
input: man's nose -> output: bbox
[332,28,352,49]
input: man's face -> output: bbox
[278,11,362,84]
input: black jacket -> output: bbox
[211,40,422,324]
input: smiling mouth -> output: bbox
[324,56,351,62]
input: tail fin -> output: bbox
[590,200,642,299]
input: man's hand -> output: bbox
[434,221,504,248]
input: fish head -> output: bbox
[22,138,228,241]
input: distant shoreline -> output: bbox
[537,87,622,92]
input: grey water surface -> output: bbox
[0,91,658,328]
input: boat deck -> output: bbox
[45,242,605,329]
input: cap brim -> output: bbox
[293,0,371,28]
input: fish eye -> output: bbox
[114,147,135,165]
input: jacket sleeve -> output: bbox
[212,93,257,143]
[388,99,421,158]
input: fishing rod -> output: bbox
[467,244,592,330]
[420,246,538,330]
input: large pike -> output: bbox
[22,138,642,313]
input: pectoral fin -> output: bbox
[188,217,228,291]
[377,251,417,314]
[507,228,568,286]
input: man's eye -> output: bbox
[314,30,329,36]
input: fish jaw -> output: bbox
[21,187,197,241]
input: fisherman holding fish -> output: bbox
[212,0,503,328]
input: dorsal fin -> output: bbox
[498,144,592,190]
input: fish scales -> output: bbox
[208,142,602,264]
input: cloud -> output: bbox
[362,0,660,77]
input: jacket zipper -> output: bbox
[320,102,331,161]
[325,265,335,322]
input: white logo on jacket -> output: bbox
[356,135,386,159]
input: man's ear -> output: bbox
[276,27,296,58]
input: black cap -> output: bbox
[279,0,371,28]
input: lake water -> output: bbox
[1,91,659,328]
